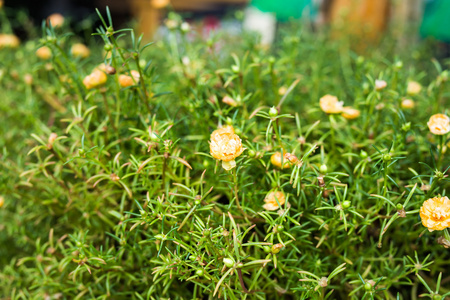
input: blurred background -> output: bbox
[3,0,450,56]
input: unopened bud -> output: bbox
[271,243,283,254]
[269,106,278,118]
[223,258,234,268]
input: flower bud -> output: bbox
[271,243,283,254]
[375,79,387,91]
[71,43,90,59]
[263,246,271,253]
[24,73,33,85]
[342,201,351,209]
[394,60,403,70]
[364,282,372,291]
[154,234,165,240]
[195,269,204,276]
[401,99,415,110]
[36,46,52,60]
[223,258,234,268]
[319,164,328,174]
[401,122,411,132]
[189,255,196,261]
[383,154,391,162]
[360,150,368,159]
[231,65,239,74]
[104,44,113,52]
[356,56,364,65]
[180,22,190,33]
[47,13,64,28]
[0,34,20,49]
[269,106,278,117]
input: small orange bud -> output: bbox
[83,69,107,89]
[0,34,20,49]
[36,46,52,60]
[71,43,90,58]
[47,13,65,28]
[118,70,140,88]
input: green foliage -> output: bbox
[1,6,450,300]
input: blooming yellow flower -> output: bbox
[210,126,244,170]
[401,99,415,109]
[320,95,343,114]
[119,70,140,88]
[271,152,291,169]
[36,46,52,60]
[263,191,286,211]
[427,114,450,135]
[0,195,4,208]
[47,13,65,28]
[83,69,107,89]
[71,43,90,58]
[375,79,387,91]
[407,81,421,95]
[341,106,360,120]
[222,95,238,107]
[0,34,20,49]
[420,196,450,231]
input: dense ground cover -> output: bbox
[1,7,450,299]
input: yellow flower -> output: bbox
[263,191,286,211]
[36,46,52,60]
[210,126,244,170]
[0,34,20,49]
[271,151,291,169]
[71,43,90,58]
[407,81,421,95]
[222,95,238,107]
[427,114,450,135]
[401,99,415,109]
[152,0,170,8]
[0,195,4,208]
[47,13,65,28]
[320,95,343,114]
[375,79,387,91]
[118,70,140,88]
[83,69,107,89]
[420,196,450,231]
[341,106,360,120]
